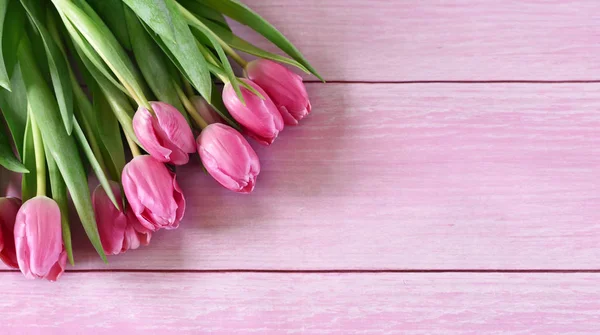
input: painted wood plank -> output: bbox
[42,82,599,271]
[1,272,599,334]
[235,0,600,81]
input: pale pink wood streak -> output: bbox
[54,83,600,270]
[235,0,600,81]
[1,272,600,334]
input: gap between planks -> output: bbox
[304,80,600,84]
[3,269,600,274]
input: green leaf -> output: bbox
[124,7,189,122]
[44,144,74,265]
[0,65,27,156]
[181,4,242,102]
[21,0,74,134]
[52,0,147,105]
[121,0,176,42]
[178,0,230,31]
[0,0,10,90]
[20,113,36,201]
[73,119,119,208]
[18,35,106,262]
[57,9,128,96]
[203,19,310,74]
[201,0,323,81]
[124,0,212,101]
[0,0,26,90]
[86,0,131,50]
[0,123,28,173]
[91,84,125,181]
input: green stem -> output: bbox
[174,82,208,129]
[125,132,141,157]
[178,3,248,68]
[30,112,46,196]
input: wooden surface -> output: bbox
[3,272,600,334]
[3,0,600,333]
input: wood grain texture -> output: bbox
[44,82,600,271]
[2,272,600,334]
[235,0,600,81]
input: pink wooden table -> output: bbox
[3,0,600,333]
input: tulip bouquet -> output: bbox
[0,0,319,281]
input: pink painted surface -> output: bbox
[2,272,600,335]
[2,0,600,333]
[234,0,600,81]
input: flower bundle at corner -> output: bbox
[0,0,321,281]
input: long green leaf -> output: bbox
[20,113,36,201]
[0,0,26,90]
[91,83,125,181]
[121,0,176,42]
[52,0,147,105]
[18,35,106,262]
[124,0,212,101]
[57,9,127,96]
[203,19,310,74]
[178,0,230,31]
[124,7,188,121]
[180,4,242,102]
[201,0,322,81]
[21,0,74,134]
[0,65,27,156]
[0,123,27,173]
[73,119,119,208]
[44,144,74,265]
[0,0,9,90]
[86,0,131,50]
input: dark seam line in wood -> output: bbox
[304,80,600,84]
[3,269,600,274]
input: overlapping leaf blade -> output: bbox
[124,0,212,101]
[18,35,106,261]
[0,124,28,173]
[201,0,323,81]
[21,0,74,134]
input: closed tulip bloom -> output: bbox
[133,102,196,165]
[93,182,151,255]
[246,59,311,125]
[222,79,284,145]
[122,155,185,231]
[14,196,67,281]
[0,197,21,268]
[190,95,224,125]
[197,124,260,193]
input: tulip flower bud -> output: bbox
[189,95,224,125]
[133,102,196,165]
[93,182,151,255]
[222,79,284,145]
[14,196,67,281]
[246,60,311,125]
[197,124,260,194]
[0,197,21,268]
[122,155,185,231]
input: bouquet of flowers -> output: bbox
[0,0,319,281]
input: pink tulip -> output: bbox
[190,95,224,125]
[122,155,185,231]
[93,182,151,255]
[14,196,66,281]
[246,59,311,125]
[197,123,260,193]
[133,102,196,165]
[222,79,284,145]
[0,197,21,268]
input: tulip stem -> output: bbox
[174,82,208,129]
[30,111,47,196]
[125,132,142,157]
[182,78,194,97]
